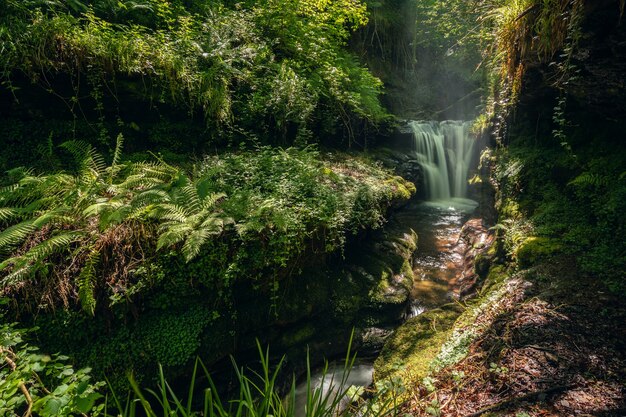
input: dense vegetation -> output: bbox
[0,0,387,163]
[0,0,411,414]
[371,0,626,415]
[1,0,625,415]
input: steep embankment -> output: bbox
[0,0,419,410]
[372,0,626,415]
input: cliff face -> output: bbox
[514,0,626,123]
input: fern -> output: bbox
[157,204,191,224]
[153,177,231,261]
[157,223,193,251]
[130,189,170,207]
[568,172,609,188]
[0,220,36,254]
[0,232,84,285]
[1,266,34,287]
[130,162,179,182]
[179,183,202,213]
[109,133,125,185]
[21,231,85,264]
[0,208,18,223]
[60,140,107,180]
[28,208,74,229]
[78,250,100,315]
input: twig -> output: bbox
[514,4,540,22]
[463,384,572,417]
[1,348,34,417]
[440,391,456,412]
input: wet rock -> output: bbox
[367,147,423,193]
[455,218,495,298]
[360,327,393,355]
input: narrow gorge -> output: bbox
[0,0,624,416]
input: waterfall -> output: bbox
[409,120,475,201]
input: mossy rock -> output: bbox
[385,176,417,201]
[373,303,464,382]
[474,252,492,278]
[481,264,509,294]
[497,199,520,219]
[368,264,412,305]
[515,236,563,269]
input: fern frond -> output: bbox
[60,140,92,165]
[20,232,84,266]
[131,189,170,207]
[87,147,107,178]
[78,249,99,315]
[0,183,19,198]
[21,196,57,213]
[109,133,125,184]
[178,184,201,213]
[181,228,214,262]
[83,199,124,217]
[32,207,74,228]
[60,140,107,179]
[116,174,167,191]
[568,172,609,188]
[0,208,18,223]
[0,220,35,253]
[200,214,233,230]
[201,192,227,210]
[157,204,190,223]
[126,205,157,220]
[156,224,194,250]
[5,167,33,181]
[130,162,179,182]
[1,265,34,287]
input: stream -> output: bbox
[293,121,481,415]
[292,198,478,415]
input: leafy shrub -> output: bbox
[0,0,386,146]
[493,131,626,292]
[0,318,104,416]
[0,141,413,314]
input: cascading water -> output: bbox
[401,120,480,320]
[409,120,475,201]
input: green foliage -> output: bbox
[492,130,626,292]
[112,338,364,417]
[152,182,232,262]
[0,135,179,313]
[0,0,386,145]
[0,141,412,317]
[479,0,585,121]
[0,319,104,416]
[77,249,100,315]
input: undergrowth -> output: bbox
[0,0,387,147]
[0,138,413,314]
[492,131,626,293]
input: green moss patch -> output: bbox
[515,236,563,268]
[374,303,464,382]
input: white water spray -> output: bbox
[409,120,475,200]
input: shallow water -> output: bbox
[394,198,477,317]
[293,198,477,414]
[292,363,374,416]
